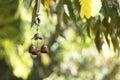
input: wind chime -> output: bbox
[28,0,48,55]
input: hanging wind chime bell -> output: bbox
[28,0,49,56]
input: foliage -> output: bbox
[0,0,120,80]
[26,0,120,53]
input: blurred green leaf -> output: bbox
[64,0,76,21]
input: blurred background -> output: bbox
[0,0,120,80]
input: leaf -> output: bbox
[64,0,76,21]
[111,34,119,52]
[103,17,109,29]
[95,32,100,52]
[55,0,64,38]
[28,0,34,8]
[86,20,91,38]
[104,32,110,47]
[41,0,45,6]
[111,37,117,52]
[31,2,37,27]
[56,0,63,23]
[63,12,69,27]
[23,0,33,9]
[94,31,103,52]
[92,18,101,35]
[86,18,96,38]
[55,23,60,38]
[60,33,66,39]
[35,0,40,14]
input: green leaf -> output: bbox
[63,12,69,26]
[23,0,33,9]
[104,32,110,47]
[31,2,37,27]
[41,0,45,6]
[64,0,76,21]
[86,22,91,38]
[36,0,40,14]
[93,18,101,35]
[94,31,103,52]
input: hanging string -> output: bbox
[36,25,38,33]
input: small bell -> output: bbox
[40,44,49,53]
[29,44,40,55]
